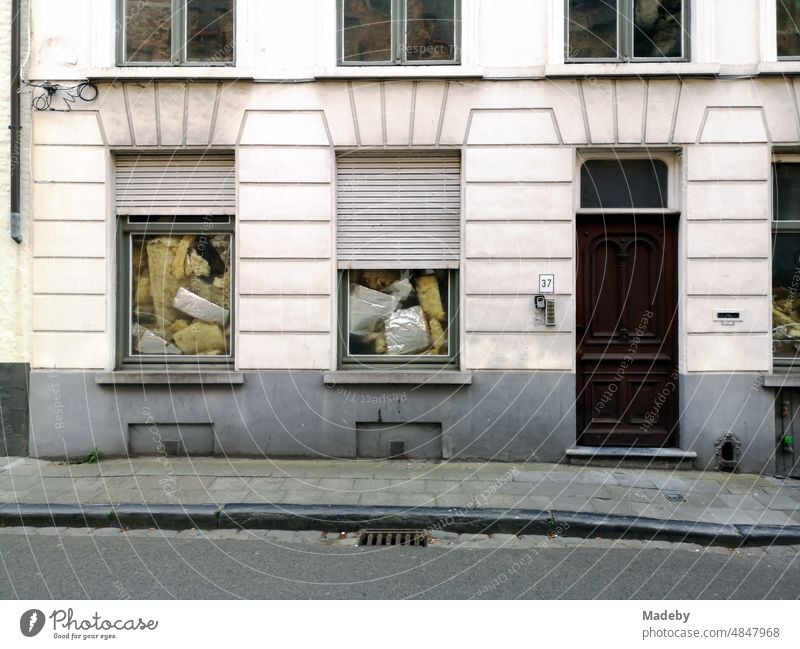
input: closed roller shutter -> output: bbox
[337,153,461,269]
[115,154,236,216]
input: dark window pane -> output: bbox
[777,1,800,58]
[774,164,800,221]
[772,233,800,361]
[125,0,172,63]
[185,0,234,62]
[406,0,457,61]
[633,0,683,58]
[581,159,669,209]
[342,0,393,62]
[568,0,618,59]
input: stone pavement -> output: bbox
[1,456,799,527]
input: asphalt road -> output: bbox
[1,529,798,599]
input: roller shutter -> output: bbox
[337,153,461,269]
[115,154,236,216]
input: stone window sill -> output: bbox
[323,371,472,386]
[95,371,245,386]
[762,374,800,388]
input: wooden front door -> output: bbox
[576,214,679,447]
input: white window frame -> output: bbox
[117,0,236,66]
[337,0,461,66]
[565,0,690,63]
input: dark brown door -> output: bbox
[576,214,678,447]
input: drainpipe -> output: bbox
[9,0,22,243]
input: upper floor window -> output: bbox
[566,0,688,62]
[777,1,800,59]
[120,0,234,65]
[339,0,460,65]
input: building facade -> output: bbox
[18,0,800,475]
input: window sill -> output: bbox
[82,67,255,82]
[545,62,720,77]
[762,374,800,388]
[95,371,244,386]
[323,370,472,386]
[314,65,483,80]
[759,62,800,75]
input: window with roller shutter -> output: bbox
[336,152,460,366]
[115,153,236,367]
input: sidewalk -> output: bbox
[1,457,799,544]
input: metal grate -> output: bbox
[664,492,684,502]
[358,529,429,547]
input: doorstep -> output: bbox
[566,446,697,470]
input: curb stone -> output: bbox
[1,502,799,548]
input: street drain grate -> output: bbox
[358,529,429,547]
[664,493,685,503]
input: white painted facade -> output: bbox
[19,0,800,470]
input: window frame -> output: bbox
[565,0,690,63]
[776,0,800,61]
[117,0,236,67]
[337,269,460,368]
[771,155,800,371]
[116,216,236,369]
[337,0,461,66]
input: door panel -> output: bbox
[577,214,678,447]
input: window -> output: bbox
[339,0,460,65]
[772,161,800,368]
[115,154,235,366]
[581,159,669,208]
[120,0,234,65]
[777,1,800,59]
[566,0,688,62]
[336,153,461,366]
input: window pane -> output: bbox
[125,0,172,63]
[185,0,234,62]
[778,1,800,58]
[774,164,800,221]
[342,0,393,62]
[132,233,232,357]
[568,0,618,59]
[347,270,449,357]
[773,234,800,361]
[406,0,457,61]
[633,0,683,58]
[581,159,669,209]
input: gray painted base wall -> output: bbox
[0,363,29,456]
[28,371,777,473]
[28,371,576,463]
[679,374,776,474]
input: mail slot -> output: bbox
[715,310,742,325]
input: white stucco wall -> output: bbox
[24,0,800,81]
[27,75,791,374]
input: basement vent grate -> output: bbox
[358,529,429,547]
[663,493,684,502]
